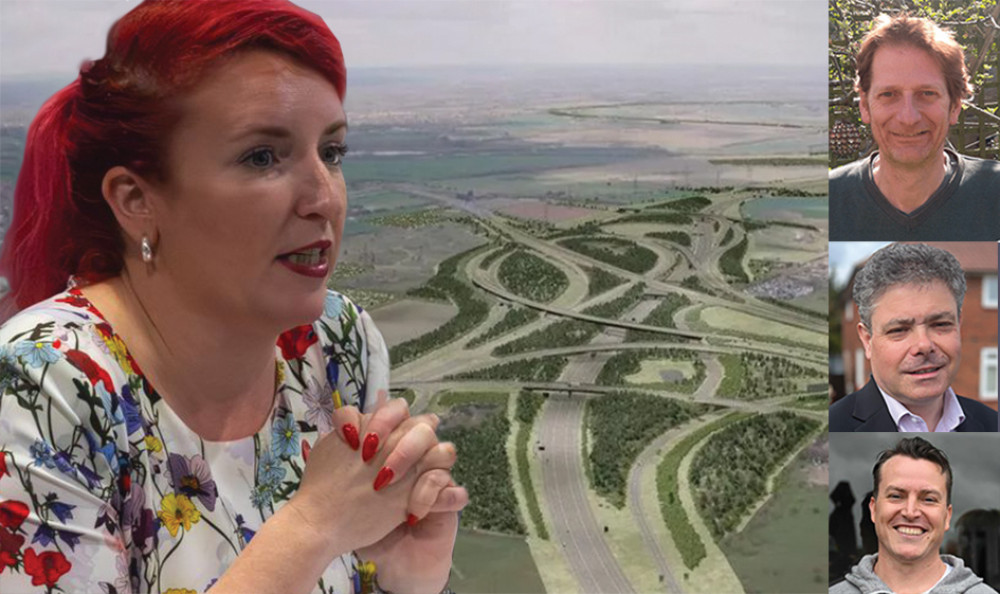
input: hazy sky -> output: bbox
[829,242,891,287]
[2,0,826,77]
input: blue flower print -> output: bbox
[83,426,119,469]
[96,382,125,426]
[0,346,18,392]
[256,450,286,490]
[120,385,144,434]
[33,524,57,547]
[270,414,300,460]
[235,514,256,544]
[250,484,274,510]
[324,292,344,319]
[31,439,56,468]
[76,462,102,490]
[58,529,81,551]
[32,524,81,551]
[13,339,61,368]
[47,498,76,523]
[52,451,75,476]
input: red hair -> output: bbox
[0,0,345,317]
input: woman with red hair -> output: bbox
[0,2,465,592]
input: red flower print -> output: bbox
[301,439,311,463]
[56,291,101,317]
[55,293,89,310]
[0,452,8,478]
[64,349,115,393]
[277,325,318,360]
[0,525,26,573]
[23,548,71,587]
[0,500,29,531]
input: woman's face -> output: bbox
[148,50,346,331]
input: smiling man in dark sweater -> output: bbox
[829,14,1000,241]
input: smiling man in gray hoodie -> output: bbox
[830,437,996,594]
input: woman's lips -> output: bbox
[278,256,329,278]
[277,240,331,278]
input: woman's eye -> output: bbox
[241,147,276,169]
[321,143,348,167]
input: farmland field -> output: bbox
[721,438,828,593]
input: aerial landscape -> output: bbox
[332,63,830,593]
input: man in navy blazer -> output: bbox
[830,243,999,432]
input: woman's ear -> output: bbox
[101,166,158,248]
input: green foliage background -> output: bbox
[829,0,1000,164]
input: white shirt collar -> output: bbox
[877,385,965,432]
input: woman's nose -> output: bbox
[295,157,345,221]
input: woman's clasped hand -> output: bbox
[292,399,468,591]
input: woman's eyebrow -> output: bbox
[230,126,291,142]
[227,120,347,143]
[324,120,348,135]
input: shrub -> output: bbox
[559,237,658,274]
[587,392,709,507]
[445,356,569,382]
[497,250,569,303]
[690,412,820,539]
[466,307,541,349]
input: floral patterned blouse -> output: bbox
[0,289,390,593]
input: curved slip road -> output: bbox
[627,428,683,594]
[539,396,635,594]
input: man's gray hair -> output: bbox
[853,243,966,330]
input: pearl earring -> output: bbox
[141,236,154,263]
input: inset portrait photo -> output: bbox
[829,2,1000,241]
[829,433,1000,593]
[829,241,999,432]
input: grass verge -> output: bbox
[656,412,749,569]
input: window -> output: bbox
[983,274,998,309]
[981,348,998,401]
[854,348,866,393]
[844,300,853,321]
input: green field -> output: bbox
[720,443,827,593]
[344,148,649,184]
[740,197,827,221]
[450,530,547,593]
[353,189,432,212]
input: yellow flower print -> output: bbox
[144,435,163,453]
[103,334,134,375]
[275,361,286,387]
[158,493,201,537]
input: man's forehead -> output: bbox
[870,281,959,317]
[869,43,948,89]
[880,454,948,484]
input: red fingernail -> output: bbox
[362,433,379,462]
[342,424,360,451]
[407,513,419,526]
[373,467,394,491]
